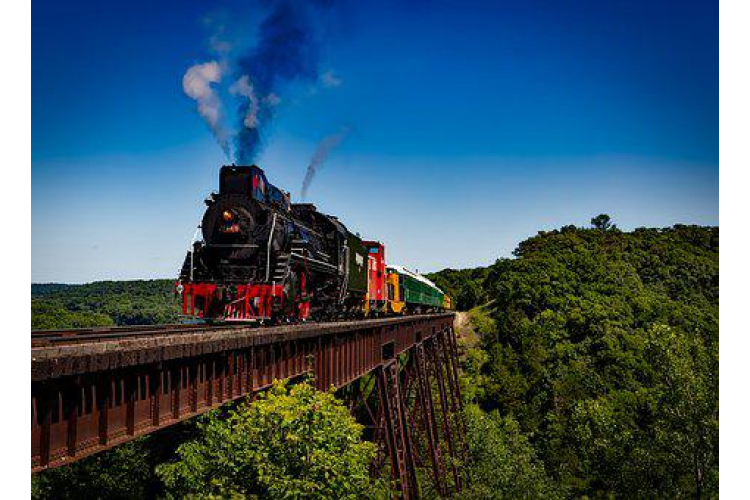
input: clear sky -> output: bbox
[32,0,718,283]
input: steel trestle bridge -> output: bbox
[32,314,466,498]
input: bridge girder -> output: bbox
[31,314,466,499]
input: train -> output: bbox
[176,165,451,322]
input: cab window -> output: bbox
[252,173,267,202]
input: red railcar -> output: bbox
[363,241,387,314]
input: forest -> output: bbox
[428,216,719,498]
[32,216,718,498]
[32,279,179,329]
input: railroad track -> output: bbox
[30,323,246,347]
[31,313,460,480]
[31,314,453,348]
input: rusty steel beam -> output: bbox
[31,314,454,475]
[413,341,447,496]
[376,362,415,499]
[427,335,461,493]
[378,333,469,499]
[443,327,470,470]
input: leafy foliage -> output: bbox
[32,279,180,328]
[32,439,154,500]
[30,219,718,498]
[427,267,489,311]
[157,380,389,499]
[447,220,719,498]
[458,405,560,499]
[31,299,115,329]
[590,213,616,231]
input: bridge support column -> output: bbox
[426,334,462,493]
[413,341,448,497]
[444,327,470,465]
[376,361,419,499]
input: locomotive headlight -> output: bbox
[222,210,235,221]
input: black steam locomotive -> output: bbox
[177,165,369,322]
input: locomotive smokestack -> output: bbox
[301,126,351,200]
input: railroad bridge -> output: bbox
[32,314,466,498]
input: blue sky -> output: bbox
[32,0,718,283]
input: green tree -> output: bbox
[459,405,560,499]
[645,324,719,498]
[457,281,482,310]
[32,439,153,500]
[590,213,615,231]
[436,223,718,498]
[427,267,489,311]
[32,300,114,329]
[485,225,717,497]
[157,380,389,499]
[32,279,180,328]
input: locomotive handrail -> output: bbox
[291,252,338,270]
[266,211,277,282]
[176,164,452,323]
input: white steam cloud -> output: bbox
[183,3,341,163]
[265,93,281,107]
[182,61,231,157]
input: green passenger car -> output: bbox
[387,265,445,311]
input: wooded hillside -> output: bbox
[430,219,719,498]
[31,279,179,329]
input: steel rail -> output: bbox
[30,314,450,348]
[31,323,243,347]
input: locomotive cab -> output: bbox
[219,165,290,211]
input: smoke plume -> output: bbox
[301,126,351,200]
[233,1,330,164]
[182,61,231,157]
[183,1,337,164]
[229,75,260,129]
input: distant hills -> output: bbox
[31,279,179,329]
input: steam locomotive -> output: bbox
[177,165,451,322]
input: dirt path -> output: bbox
[453,310,480,350]
[454,311,471,336]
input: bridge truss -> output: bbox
[31,314,466,498]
